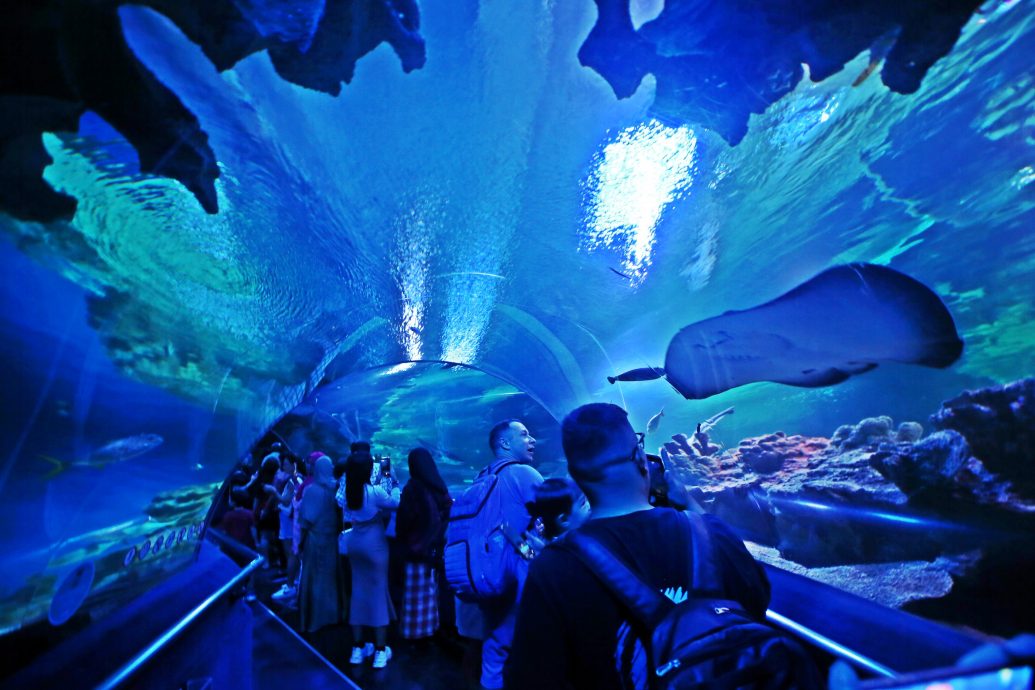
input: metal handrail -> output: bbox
[767,610,897,678]
[95,553,264,690]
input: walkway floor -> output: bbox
[252,564,478,690]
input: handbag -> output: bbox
[338,527,352,555]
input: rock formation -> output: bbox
[0,0,426,222]
[663,378,1035,634]
[580,0,985,144]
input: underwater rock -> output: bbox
[832,416,925,450]
[747,542,960,611]
[579,0,984,144]
[665,429,928,565]
[868,430,1020,509]
[0,0,426,222]
[930,377,1035,498]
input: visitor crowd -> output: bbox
[216,407,812,689]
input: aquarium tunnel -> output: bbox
[1,0,1034,687]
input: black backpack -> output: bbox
[565,511,820,690]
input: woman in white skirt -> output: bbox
[342,452,400,669]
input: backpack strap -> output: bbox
[564,530,671,628]
[564,511,725,627]
[477,459,521,480]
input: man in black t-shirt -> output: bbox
[504,403,771,690]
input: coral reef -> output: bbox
[0,0,426,222]
[930,377,1035,497]
[580,0,984,144]
[664,378,1035,630]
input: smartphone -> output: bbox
[381,456,391,476]
[859,660,1033,690]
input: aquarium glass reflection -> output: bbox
[1,0,1033,662]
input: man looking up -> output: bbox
[457,419,543,690]
[504,403,770,690]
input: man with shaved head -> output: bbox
[505,403,770,690]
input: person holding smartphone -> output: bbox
[343,451,401,669]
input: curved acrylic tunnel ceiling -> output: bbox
[1,0,1034,664]
[276,362,564,486]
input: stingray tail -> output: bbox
[38,455,66,480]
[607,376,617,385]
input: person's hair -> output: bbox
[345,452,374,510]
[350,441,371,453]
[280,454,297,472]
[229,470,249,486]
[408,447,448,495]
[488,419,521,452]
[259,454,280,481]
[561,403,635,484]
[333,455,348,481]
[230,486,251,509]
[527,478,583,539]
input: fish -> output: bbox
[609,267,632,280]
[698,406,734,433]
[607,366,666,385]
[409,326,422,336]
[646,408,665,435]
[663,263,963,400]
[39,433,164,479]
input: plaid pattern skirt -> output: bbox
[401,562,439,639]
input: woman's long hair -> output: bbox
[407,447,448,496]
[344,452,374,511]
[258,453,280,483]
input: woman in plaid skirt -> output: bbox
[396,447,453,640]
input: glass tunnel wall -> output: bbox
[1,0,1033,661]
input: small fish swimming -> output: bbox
[607,366,666,385]
[609,267,632,280]
[409,326,422,336]
[646,408,665,435]
[39,433,164,479]
[698,406,734,433]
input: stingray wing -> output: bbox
[664,263,962,399]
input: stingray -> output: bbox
[610,264,962,400]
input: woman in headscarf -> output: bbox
[343,451,401,669]
[297,455,346,634]
[395,447,453,641]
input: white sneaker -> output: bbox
[372,646,392,669]
[271,585,296,601]
[349,643,374,665]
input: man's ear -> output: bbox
[557,512,571,530]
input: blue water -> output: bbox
[1,0,1032,647]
